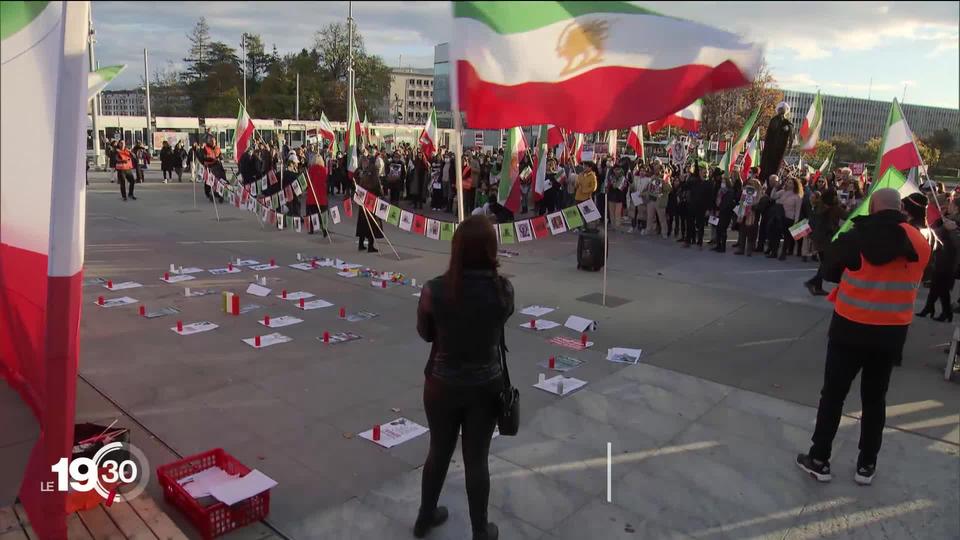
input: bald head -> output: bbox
[870,188,902,214]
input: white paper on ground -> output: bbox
[359,418,429,448]
[370,280,395,289]
[313,258,335,267]
[533,375,588,396]
[209,469,277,506]
[335,261,363,271]
[258,315,303,328]
[345,311,378,322]
[104,281,142,290]
[174,267,204,274]
[171,321,219,335]
[537,355,584,372]
[238,303,262,314]
[606,347,643,365]
[242,332,292,348]
[185,288,216,297]
[208,267,241,275]
[277,291,314,300]
[296,299,334,310]
[337,270,359,278]
[413,292,421,298]
[520,305,556,317]
[564,315,597,333]
[246,283,272,297]
[520,319,561,331]
[94,296,138,308]
[161,274,195,283]
[234,259,260,266]
[249,263,279,271]
[144,307,179,319]
[288,262,317,271]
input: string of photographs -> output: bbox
[202,166,603,244]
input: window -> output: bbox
[408,90,414,97]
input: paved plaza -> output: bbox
[74,172,958,539]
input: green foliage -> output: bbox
[924,128,956,153]
[811,140,835,165]
[828,135,872,164]
[700,61,783,142]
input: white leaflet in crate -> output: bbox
[520,319,561,331]
[606,347,643,365]
[94,296,138,308]
[577,199,602,223]
[246,283,272,297]
[353,186,368,206]
[208,267,241,275]
[209,469,277,506]
[515,220,534,242]
[374,198,390,220]
[171,321,219,335]
[533,375,587,396]
[359,418,428,449]
[103,281,142,291]
[426,219,441,240]
[520,305,556,317]
[161,274,194,284]
[329,206,341,224]
[564,315,597,333]
[277,291,314,300]
[258,315,303,328]
[399,211,414,231]
[249,263,279,271]
[546,211,567,235]
[243,332,293,348]
[234,259,259,267]
[289,262,318,271]
[296,299,334,310]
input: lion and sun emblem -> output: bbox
[556,19,610,77]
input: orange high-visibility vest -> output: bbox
[831,222,931,326]
[203,144,221,165]
[115,149,133,170]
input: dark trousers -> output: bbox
[118,169,135,198]
[810,341,896,467]
[420,376,500,533]
[463,189,476,215]
[685,211,706,246]
[807,264,824,288]
[716,213,733,251]
[135,166,144,183]
[389,181,402,204]
[162,168,172,180]
[921,273,955,314]
[756,212,769,252]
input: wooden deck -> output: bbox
[0,495,188,540]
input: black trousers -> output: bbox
[420,375,500,534]
[685,211,706,246]
[810,341,896,467]
[118,169,135,198]
[716,212,733,251]
[921,273,955,315]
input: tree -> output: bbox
[828,135,872,164]
[923,128,955,154]
[207,42,239,68]
[183,17,211,82]
[313,22,363,82]
[241,33,270,84]
[700,61,783,143]
[810,140,836,166]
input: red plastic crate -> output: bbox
[156,448,270,539]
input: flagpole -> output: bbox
[210,169,221,222]
[602,190,609,307]
[453,112,466,223]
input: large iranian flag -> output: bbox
[647,99,703,134]
[233,103,255,158]
[834,167,918,239]
[419,108,438,160]
[547,124,565,147]
[319,111,336,147]
[452,2,761,131]
[499,126,528,212]
[533,125,550,201]
[797,91,823,153]
[739,130,760,181]
[727,107,760,172]
[876,98,922,179]
[1,2,104,537]
[627,125,644,159]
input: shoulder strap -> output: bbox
[499,326,511,389]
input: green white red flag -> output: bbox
[87,64,125,101]
[834,167,918,239]
[627,125,644,159]
[499,126,528,212]
[451,2,761,131]
[547,124,565,147]
[533,125,550,201]
[318,111,335,146]
[233,103,255,158]
[419,108,438,160]
[647,98,703,134]
[875,98,922,179]
[728,107,760,172]
[739,130,760,181]
[797,91,823,153]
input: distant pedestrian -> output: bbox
[132,142,148,184]
[114,140,136,201]
[159,140,174,183]
[173,141,187,182]
[305,154,329,238]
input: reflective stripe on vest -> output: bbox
[836,291,915,313]
[840,273,919,292]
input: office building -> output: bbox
[100,89,146,117]
[383,67,434,125]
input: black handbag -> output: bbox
[496,329,520,436]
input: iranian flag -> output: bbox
[233,103,255,158]
[533,125,550,201]
[1,3,107,537]
[718,140,733,173]
[547,124,565,147]
[627,125,644,159]
[499,126,528,212]
[876,98,922,179]
[87,64,125,101]
[451,2,761,131]
[798,91,823,153]
[812,148,834,181]
[419,108,438,160]
[727,107,760,173]
[834,167,919,239]
[318,111,336,146]
[606,129,618,158]
[739,130,760,181]
[647,99,703,134]
[346,91,361,178]
[363,112,371,147]
[572,132,585,164]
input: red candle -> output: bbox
[264,315,270,327]
[255,335,261,347]
[372,425,381,441]
[282,289,287,299]
[299,298,305,308]
[311,259,317,268]
[580,333,588,347]
[177,320,183,332]
[139,305,145,316]
[530,319,536,329]
[269,258,275,266]
[339,307,346,318]
[549,356,556,369]
[164,272,169,280]
[107,280,113,289]
[381,280,387,289]
[323,331,330,343]
[97,296,104,305]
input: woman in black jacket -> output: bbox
[159,141,174,182]
[415,215,514,540]
[917,198,959,322]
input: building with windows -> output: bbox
[781,90,959,144]
[100,89,147,116]
[383,67,434,125]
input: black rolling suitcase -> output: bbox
[577,230,605,271]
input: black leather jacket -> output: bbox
[417,270,514,385]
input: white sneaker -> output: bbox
[162,180,168,184]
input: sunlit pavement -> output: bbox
[77,171,958,539]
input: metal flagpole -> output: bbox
[210,169,221,222]
[296,73,300,121]
[241,34,247,109]
[88,8,102,168]
[602,190,608,307]
[143,48,152,152]
[454,113,465,223]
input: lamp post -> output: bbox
[143,48,152,152]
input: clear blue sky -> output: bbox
[94,1,959,109]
